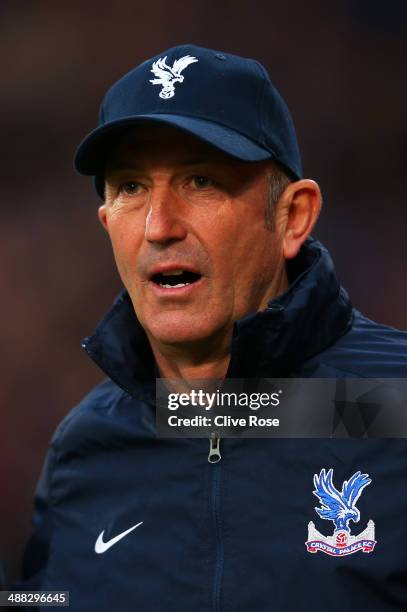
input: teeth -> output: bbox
[162,269,184,276]
[160,283,190,289]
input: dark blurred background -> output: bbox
[1,0,406,586]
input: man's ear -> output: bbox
[281,179,322,260]
[98,204,109,231]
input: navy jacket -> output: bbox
[21,239,407,611]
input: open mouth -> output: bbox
[151,269,202,289]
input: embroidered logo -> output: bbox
[149,55,198,99]
[305,468,376,556]
[95,521,143,554]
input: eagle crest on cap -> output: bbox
[149,55,198,99]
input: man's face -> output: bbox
[100,124,288,350]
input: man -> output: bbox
[20,45,407,611]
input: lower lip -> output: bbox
[149,277,204,298]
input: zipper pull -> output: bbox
[208,431,221,464]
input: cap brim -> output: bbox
[74,114,274,175]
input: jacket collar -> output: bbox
[82,238,353,400]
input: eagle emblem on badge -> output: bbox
[149,55,198,99]
[305,468,377,556]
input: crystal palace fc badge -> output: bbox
[305,468,377,556]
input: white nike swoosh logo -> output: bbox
[94,521,143,554]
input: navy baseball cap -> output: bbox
[74,44,302,196]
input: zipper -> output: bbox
[208,432,223,612]
[208,431,221,463]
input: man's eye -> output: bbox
[119,181,141,195]
[191,175,213,189]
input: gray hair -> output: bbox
[265,162,293,231]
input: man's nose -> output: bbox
[144,187,187,244]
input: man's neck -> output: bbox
[148,331,232,381]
